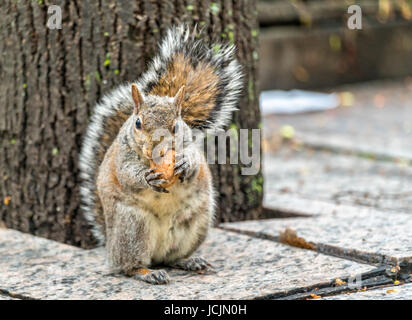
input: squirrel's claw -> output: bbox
[144,168,156,176]
[174,156,190,179]
[144,169,169,193]
[145,172,163,182]
[148,179,168,186]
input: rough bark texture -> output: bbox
[0,0,262,248]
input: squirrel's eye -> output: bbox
[172,123,178,134]
[135,118,142,129]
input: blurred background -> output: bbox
[258,0,412,90]
[258,0,412,218]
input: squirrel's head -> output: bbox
[130,84,191,160]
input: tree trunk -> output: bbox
[0,0,262,248]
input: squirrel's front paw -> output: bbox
[144,168,169,193]
[174,154,191,182]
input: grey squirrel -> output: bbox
[79,25,243,284]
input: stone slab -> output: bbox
[263,79,412,160]
[262,148,412,215]
[276,267,402,300]
[0,228,373,300]
[221,201,412,266]
[323,283,412,300]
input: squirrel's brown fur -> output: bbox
[149,53,220,126]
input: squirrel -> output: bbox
[79,25,243,285]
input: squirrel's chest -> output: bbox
[139,185,199,235]
[145,202,194,264]
[135,182,202,216]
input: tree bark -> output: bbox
[0,0,262,248]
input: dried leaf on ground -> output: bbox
[279,227,315,250]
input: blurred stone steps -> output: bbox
[259,21,412,90]
[263,79,412,161]
[258,0,385,26]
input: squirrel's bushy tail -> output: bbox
[79,25,243,244]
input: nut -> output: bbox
[149,149,179,188]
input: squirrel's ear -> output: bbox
[131,84,144,114]
[174,85,185,116]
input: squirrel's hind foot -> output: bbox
[133,268,170,285]
[168,256,213,272]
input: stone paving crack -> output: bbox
[0,289,35,300]
[253,266,409,300]
[220,226,412,273]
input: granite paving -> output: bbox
[0,228,374,300]
[221,200,412,267]
[263,148,412,214]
